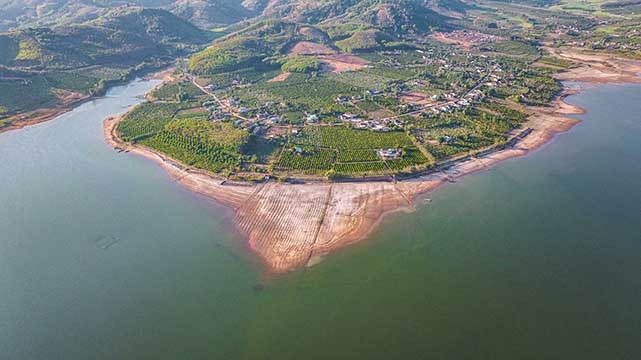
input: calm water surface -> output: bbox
[1,81,639,359]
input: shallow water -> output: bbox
[1,81,639,359]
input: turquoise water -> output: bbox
[1,81,639,359]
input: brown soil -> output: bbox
[288,41,336,56]
[400,91,437,106]
[318,54,369,73]
[545,47,641,83]
[268,72,291,82]
[431,33,475,48]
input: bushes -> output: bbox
[188,38,265,74]
[281,56,321,73]
[293,126,414,149]
[45,72,100,94]
[163,119,249,153]
[335,30,383,53]
[276,147,335,174]
[150,81,204,101]
[117,102,183,141]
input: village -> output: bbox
[142,35,545,180]
[195,53,506,141]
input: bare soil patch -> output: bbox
[431,30,504,49]
[288,41,335,56]
[318,54,369,73]
[268,72,291,82]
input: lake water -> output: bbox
[1,80,639,359]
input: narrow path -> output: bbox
[305,185,334,265]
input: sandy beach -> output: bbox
[101,49,626,273]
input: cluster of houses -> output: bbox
[432,30,504,47]
[338,113,404,132]
[335,90,382,105]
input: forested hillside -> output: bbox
[0,7,210,126]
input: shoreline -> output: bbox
[102,69,599,274]
[0,94,91,135]
[0,66,175,136]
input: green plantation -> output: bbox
[118,102,249,173]
[292,126,414,150]
[272,126,431,177]
[280,56,321,73]
[140,121,247,173]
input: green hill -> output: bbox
[0,0,258,32]
[0,7,210,121]
[187,1,459,74]
[0,7,210,69]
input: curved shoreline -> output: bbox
[103,85,586,274]
[0,67,175,136]
[103,49,639,273]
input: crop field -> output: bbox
[355,100,382,112]
[174,109,210,120]
[366,65,420,80]
[327,70,396,89]
[334,161,389,175]
[0,36,18,65]
[412,102,529,161]
[117,102,184,141]
[230,73,363,113]
[293,126,414,149]
[273,125,431,175]
[76,66,130,81]
[121,110,247,173]
[276,147,335,174]
[141,130,242,173]
[484,41,540,58]
[15,39,41,61]
[336,149,379,162]
[200,66,281,88]
[385,149,430,170]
